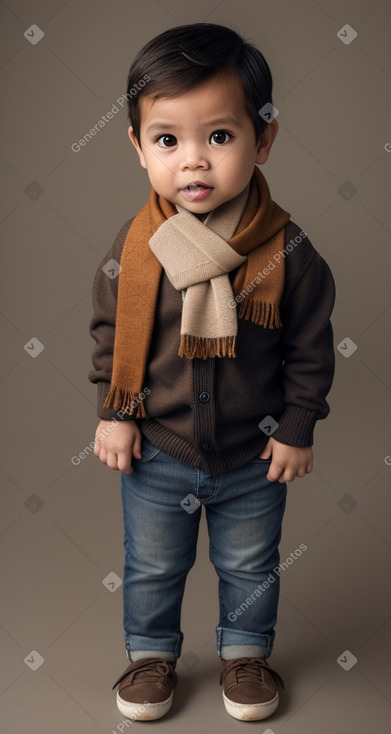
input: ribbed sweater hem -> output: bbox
[139,419,279,477]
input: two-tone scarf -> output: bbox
[103,166,290,417]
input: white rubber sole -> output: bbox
[116,691,173,721]
[223,690,279,721]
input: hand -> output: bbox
[259,437,313,483]
[93,419,142,474]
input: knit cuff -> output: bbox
[96,382,136,421]
[271,405,319,447]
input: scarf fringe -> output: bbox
[238,298,283,329]
[178,334,237,360]
[103,385,147,418]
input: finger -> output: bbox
[259,438,272,460]
[282,472,296,483]
[121,465,134,475]
[93,438,100,456]
[133,435,142,460]
[106,452,119,471]
[267,466,284,483]
[296,467,307,478]
[117,452,133,474]
[270,467,295,483]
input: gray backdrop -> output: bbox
[1,1,390,732]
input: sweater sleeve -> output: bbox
[88,218,134,420]
[271,227,336,447]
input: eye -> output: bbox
[156,134,177,148]
[210,130,232,145]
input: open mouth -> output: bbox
[181,184,214,201]
[182,184,209,191]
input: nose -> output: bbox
[180,143,209,171]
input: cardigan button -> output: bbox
[199,391,210,403]
[202,441,214,452]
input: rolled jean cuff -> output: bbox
[125,632,183,659]
[216,626,275,658]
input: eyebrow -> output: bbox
[145,116,242,134]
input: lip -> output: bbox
[180,180,214,202]
[181,180,213,189]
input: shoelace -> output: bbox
[112,658,175,690]
[220,658,285,690]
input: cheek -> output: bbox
[145,160,175,191]
[218,155,248,183]
[229,145,256,176]
[147,154,172,174]
[219,143,251,170]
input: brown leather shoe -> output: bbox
[112,658,178,721]
[220,657,285,721]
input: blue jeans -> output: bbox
[120,438,287,662]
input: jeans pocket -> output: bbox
[251,456,272,464]
[138,438,162,463]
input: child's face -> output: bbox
[128,71,278,214]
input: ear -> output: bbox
[255,118,279,165]
[128,126,147,169]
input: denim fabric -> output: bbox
[121,438,287,661]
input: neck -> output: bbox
[194,211,209,221]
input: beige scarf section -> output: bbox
[149,184,249,359]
